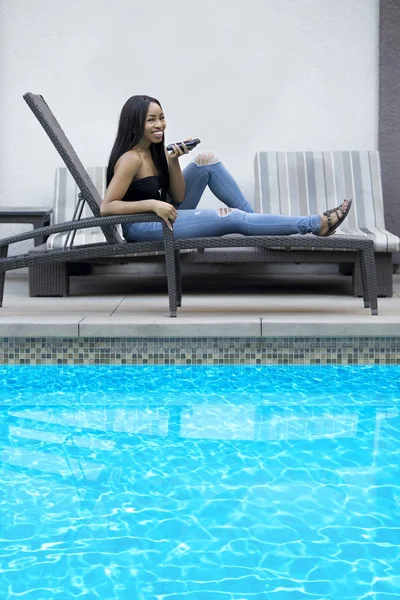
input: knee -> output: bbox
[216,207,235,217]
[193,151,220,166]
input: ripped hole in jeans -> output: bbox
[193,152,220,166]
[216,207,234,217]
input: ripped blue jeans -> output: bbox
[122,154,321,241]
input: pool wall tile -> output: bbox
[0,337,400,365]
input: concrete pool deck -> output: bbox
[0,268,399,338]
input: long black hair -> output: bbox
[106,95,170,200]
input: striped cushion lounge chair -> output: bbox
[254,151,400,297]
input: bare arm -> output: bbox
[167,150,186,204]
[100,153,177,229]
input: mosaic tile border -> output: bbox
[0,337,400,365]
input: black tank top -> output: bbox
[122,175,162,202]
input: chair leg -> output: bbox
[353,252,393,297]
[357,250,370,309]
[175,249,182,307]
[0,246,8,307]
[0,271,5,307]
[29,262,69,297]
[162,228,177,317]
[359,246,378,315]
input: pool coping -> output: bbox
[1,316,400,338]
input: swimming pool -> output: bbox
[1,365,399,599]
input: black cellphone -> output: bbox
[166,138,201,152]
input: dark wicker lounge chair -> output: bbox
[174,235,379,315]
[2,92,378,316]
[0,93,179,317]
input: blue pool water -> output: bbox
[0,365,399,599]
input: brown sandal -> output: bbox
[318,199,352,236]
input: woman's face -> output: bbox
[141,102,166,146]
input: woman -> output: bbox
[101,95,351,240]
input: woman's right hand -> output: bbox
[152,200,178,231]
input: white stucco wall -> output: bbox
[0,0,379,213]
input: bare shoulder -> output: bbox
[115,150,142,177]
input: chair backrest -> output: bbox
[23,92,123,245]
[254,150,400,252]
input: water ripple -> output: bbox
[0,365,399,598]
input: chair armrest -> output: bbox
[0,213,167,248]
